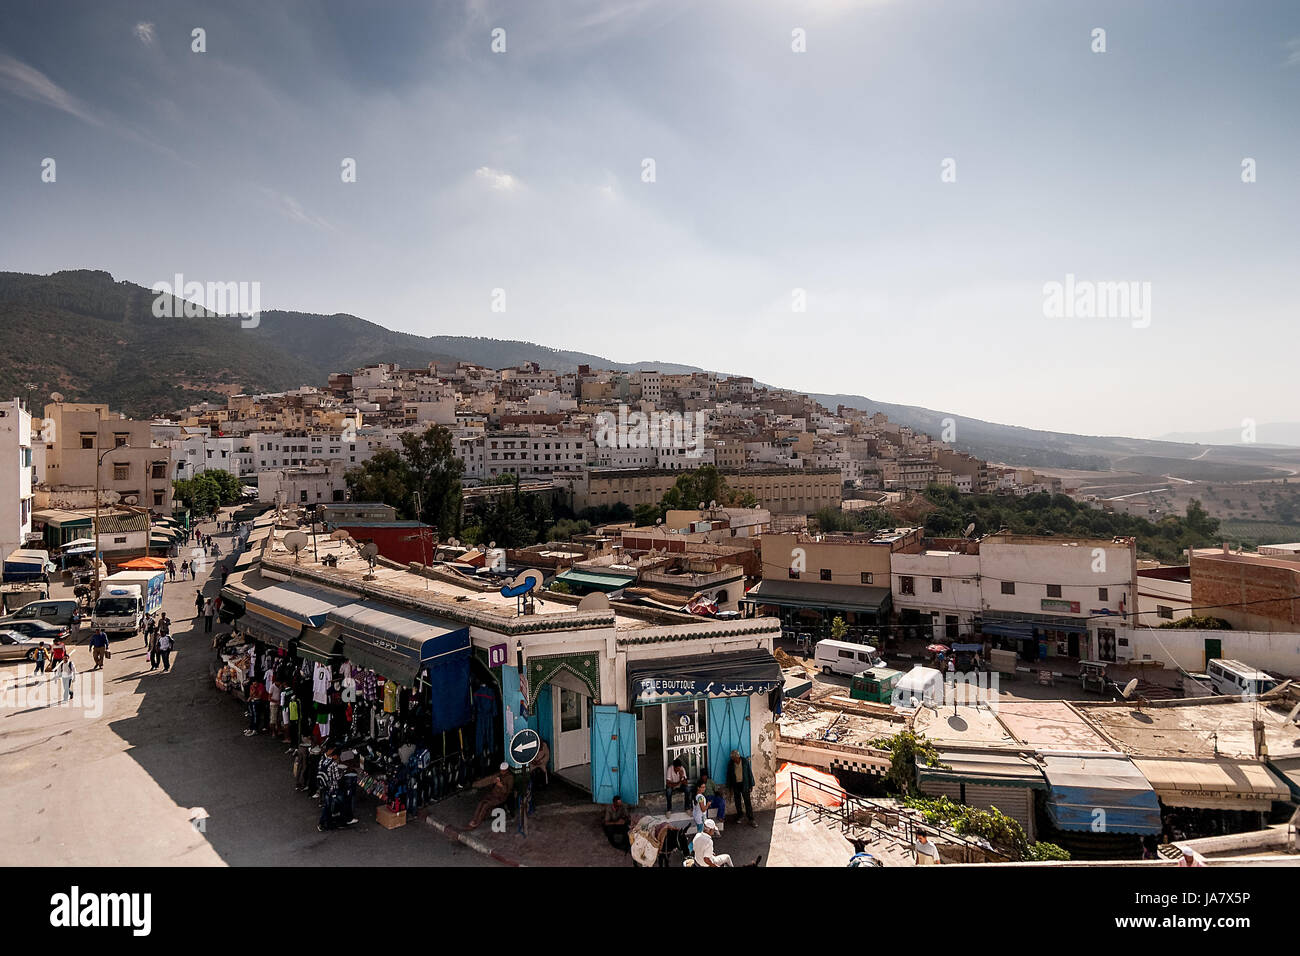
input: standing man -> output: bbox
[194,589,204,619]
[726,749,757,828]
[203,599,215,634]
[316,745,343,831]
[33,642,49,676]
[58,653,78,703]
[88,627,110,671]
[156,626,174,673]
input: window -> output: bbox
[113,433,128,447]
[931,578,943,593]
[900,576,915,596]
[81,433,95,450]
[819,569,832,582]
[788,568,800,579]
[1158,605,1173,620]
[860,572,873,585]
[1001,581,1015,595]
[113,463,129,480]
[838,650,855,660]
[1046,584,1062,598]
[1098,588,1109,601]
[151,463,166,479]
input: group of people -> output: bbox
[196,592,223,633]
[464,738,551,830]
[143,612,175,671]
[664,750,757,830]
[166,558,198,581]
[30,636,79,701]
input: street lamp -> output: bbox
[94,442,136,589]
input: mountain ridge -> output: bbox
[2,268,1297,475]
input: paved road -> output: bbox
[0,512,490,867]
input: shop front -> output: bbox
[740,579,892,639]
[979,613,1092,662]
[622,649,783,807]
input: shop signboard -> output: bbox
[1041,599,1080,614]
[488,643,508,667]
[634,676,781,706]
[667,701,706,747]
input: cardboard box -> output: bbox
[376,806,406,829]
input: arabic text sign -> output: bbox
[635,677,780,705]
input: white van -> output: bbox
[1206,659,1279,699]
[892,666,944,708]
[814,639,882,676]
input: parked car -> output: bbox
[0,598,81,630]
[0,629,41,662]
[0,619,70,643]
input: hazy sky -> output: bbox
[1,0,1297,439]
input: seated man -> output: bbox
[692,819,733,867]
[603,795,632,852]
[467,763,514,830]
[665,758,690,813]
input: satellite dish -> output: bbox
[284,530,308,562]
[50,391,64,402]
[1120,678,1139,700]
[448,537,460,547]
[329,529,349,540]
[698,501,705,510]
[489,541,497,549]
[123,495,138,505]
[361,542,379,559]
[501,569,543,598]
[963,523,976,538]
[577,591,611,612]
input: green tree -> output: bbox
[345,425,464,533]
[345,449,415,517]
[871,730,944,797]
[660,465,755,513]
[830,616,848,641]
[400,425,465,534]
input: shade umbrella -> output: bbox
[119,556,169,571]
[925,644,951,654]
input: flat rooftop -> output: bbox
[260,526,649,630]
[1073,696,1300,760]
[995,700,1112,752]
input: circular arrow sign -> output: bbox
[509,729,541,767]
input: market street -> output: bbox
[0,514,490,867]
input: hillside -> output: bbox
[2,268,1295,479]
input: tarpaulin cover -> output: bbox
[1041,754,1163,834]
[627,648,782,704]
[775,762,845,808]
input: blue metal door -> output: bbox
[618,710,639,805]
[590,705,621,804]
[707,696,751,784]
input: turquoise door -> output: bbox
[617,710,639,805]
[707,696,752,784]
[591,706,640,805]
[590,705,620,804]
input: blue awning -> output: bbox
[3,550,53,582]
[325,603,470,731]
[1041,754,1163,835]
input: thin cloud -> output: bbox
[475,165,519,191]
[1286,37,1300,67]
[258,187,336,232]
[0,54,102,126]
[134,22,157,45]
